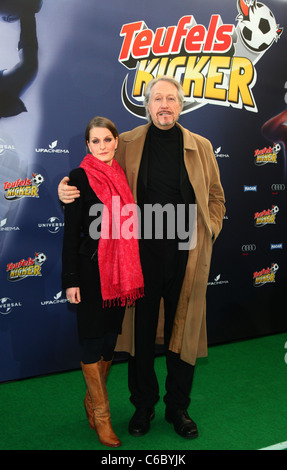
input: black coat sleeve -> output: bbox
[61,168,85,289]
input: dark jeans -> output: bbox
[128,240,194,410]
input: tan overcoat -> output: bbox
[115,122,225,365]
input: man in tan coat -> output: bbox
[58,76,225,440]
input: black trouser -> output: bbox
[128,240,195,411]
[79,331,118,364]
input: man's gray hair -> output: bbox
[143,76,185,122]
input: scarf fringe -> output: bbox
[102,287,144,308]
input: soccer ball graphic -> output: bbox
[32,173,44,186]
[271,205,279,215]
[34,252,47,265]
[238,3,279,52]
[272,143,281,154]
[271,263,279,273]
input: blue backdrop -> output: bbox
[1,0,286,382]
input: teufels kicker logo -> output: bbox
[254,143,281,165]
[253,262,279,286]
[6,252,47,281]
[3,173,44,200]
[254,205,279,226]
[118,0,283,117]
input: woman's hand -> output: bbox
[66,287,81,304]
[58,176,80,203]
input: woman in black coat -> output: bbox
[62,116,143,448]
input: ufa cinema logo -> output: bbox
[253,263,278,286]
[118,0,283,117]
[6,253,47,281]
[3,173,44,200]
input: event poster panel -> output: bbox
[0,0,286,381]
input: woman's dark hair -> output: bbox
[85,116,118,151]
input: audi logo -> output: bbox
[242,244,256,251]
[271,184,285,191]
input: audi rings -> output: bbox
[271,184,285,191]
[242,244,256,252]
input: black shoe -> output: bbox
[128,407,155,436]
[165,408,198,439]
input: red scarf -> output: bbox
[80,154,144,306]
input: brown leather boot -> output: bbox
[81,361,121,448]
[102,359,112,381]
[84,390,96,431]
[83,359,113,431]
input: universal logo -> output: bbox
[38,217,64,234]
[0,137,16,155]
[41,291,68,306]
[35,140,69,155]
[0,297,22,315]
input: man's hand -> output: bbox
[58,176,80,203]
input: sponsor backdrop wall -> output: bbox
[0,0,286,382]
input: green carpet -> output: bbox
[1,333,286,451]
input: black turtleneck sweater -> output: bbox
[138,123,191,245]
[145,123,184,207]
